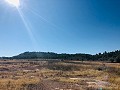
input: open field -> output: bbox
[0,59,119,90]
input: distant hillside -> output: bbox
[1,50,120,63]
[12,52,92,60]
[93,50,120,63]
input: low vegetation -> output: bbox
[1,50,120,63]
[0,60,119,90]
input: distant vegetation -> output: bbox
[1,50,120,63]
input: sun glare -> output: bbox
[6,0,20,7]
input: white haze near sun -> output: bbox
[6,0,20,7]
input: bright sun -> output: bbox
[6,0,20,7]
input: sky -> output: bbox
[0,0,120,56]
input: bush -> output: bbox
[109,57,115,63]
[116,55,120,63]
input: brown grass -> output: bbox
[0,60,119,90]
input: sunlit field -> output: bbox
[0,59,119,90]
[0,0,120,90]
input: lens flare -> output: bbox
[6,0,20,7]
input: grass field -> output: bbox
[0,59,119,90]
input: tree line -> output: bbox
[1,50,120,63]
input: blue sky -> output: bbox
[0,0,120,56]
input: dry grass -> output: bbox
[0,60,119,90]
[0,78,40,90]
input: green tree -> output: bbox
[116,55,120,63]
[109,57,115,63]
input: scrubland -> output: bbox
[0,60,119,90]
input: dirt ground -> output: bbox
[0,59,119,90]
